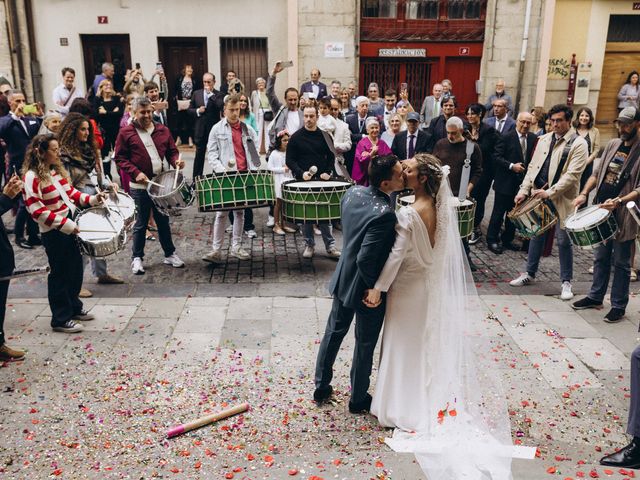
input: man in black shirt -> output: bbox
[286,106,341,260]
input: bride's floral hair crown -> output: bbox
[414,153,444,196]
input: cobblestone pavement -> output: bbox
[0,294,639,479]
[4,148,608,299]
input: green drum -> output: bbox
[195,171,275,212]
[398,193,476,239]
[282,179,352,223]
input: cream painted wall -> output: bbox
[30,0,288,108]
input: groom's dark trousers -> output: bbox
[315,185,397,405]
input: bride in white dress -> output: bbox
[366,154,514,479]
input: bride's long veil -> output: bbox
[387,168,514,479]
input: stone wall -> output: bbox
[296,0,357,89]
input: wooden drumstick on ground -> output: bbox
[166,402,249,439]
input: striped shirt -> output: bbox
[23,170,93,235]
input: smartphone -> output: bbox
[135,62,141,70]
[23,103,38,115]
[156,61,164,73]
[281,60,294,68]
[400,82,408,91]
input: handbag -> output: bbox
[177,99,190,111]
[262,109,274,122]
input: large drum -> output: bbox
[147,170,194,216]
[195,171,275,212]
[565,205,618,250]
[105,191,136,230]
[281,179,351,223]
[508,197,557,238]
[75,207,126,258]
[398,194,476,239]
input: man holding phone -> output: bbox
[0,90,42,249]
[266,62,304,150]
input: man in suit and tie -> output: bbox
[189,72,223,178]
[345,96,375,175]
[484,98,516,134]
[510,104,588,301]
[486,112,537,253]
[299,68,327,100]
[391,112,431,159]
[314,155,406,413]
[419,83,443,129]
[0,90,42,249]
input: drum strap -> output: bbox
[550,133,578,186]
[50,174,76,215]
[458,140,474,202]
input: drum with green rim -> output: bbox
[195,171,275,212]
[282,179,351,223]
[398,193,476,239]
[565,205,618,250]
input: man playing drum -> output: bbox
[114,96,185,275]
[286,105,341,259]
[571,107,640,322]
[202,94,260,263]
[510,104,588,300]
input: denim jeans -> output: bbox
[129,188,175,260]
[588,239,632,309]
[303,223,335,250]
[79,185,107,277]
[525,224,573,282]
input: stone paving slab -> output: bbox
[0,294,639,479]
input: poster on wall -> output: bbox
[325,43,345,58]
[574,62,592,105]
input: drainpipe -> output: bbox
[24,0,42,102]
[514,0,533,113]
[6,0,26,92]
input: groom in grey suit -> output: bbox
[314,155,406,413]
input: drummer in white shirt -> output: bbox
[571,107,640,323]
[52,68,84,118]
[202,94,260,264]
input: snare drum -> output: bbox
[282,179,351,223]
[508,197,557,238]
[397,193,476,239]
[565,205,618,249]
[105,191,136,230]
[75,207,126,258]
[147,170,194,216]
[195,171,275,212]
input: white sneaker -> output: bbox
[202,250,223,263]
[163,253,185,268]
[509,273,534,287]
[313,226,322,236]
[131,257,145,275]
[560,281,574,301]
[303,246,314,258]
[266,215,275,228]
[230,246,251,260]
[225,225,233,233]
[245,229,257,239]
[326,247,341,258]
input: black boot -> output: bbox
[600,437,640,468]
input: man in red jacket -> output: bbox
[114,96,185,275]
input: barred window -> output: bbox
[362,0,399,18]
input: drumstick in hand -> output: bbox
[309,166,318,175]
[172,155,181,190]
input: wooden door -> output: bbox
[596,45,640,139]
[220,38,269,91]
[359,59,433,104]
[81,34,131,93]
[444,57,481,112]
[158,37,208,133]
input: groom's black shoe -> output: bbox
[348,393,372,414]
[600,438,640,468]
[313,385,333,405]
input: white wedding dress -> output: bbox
[371,173,515,479]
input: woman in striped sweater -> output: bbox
[22,134,105,333]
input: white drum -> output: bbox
[565,205,618,250]
[75,207,126,258]
[105,191,136,230]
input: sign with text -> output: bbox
[97,16,108,24]
[459,47,470,56]
[59,38,68,47]
[378,48,426,58]
[325,42,345,58]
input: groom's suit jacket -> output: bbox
[329,185,397,309]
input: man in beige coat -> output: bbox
[510,104,588,300]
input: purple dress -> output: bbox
[353,137,392,186]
